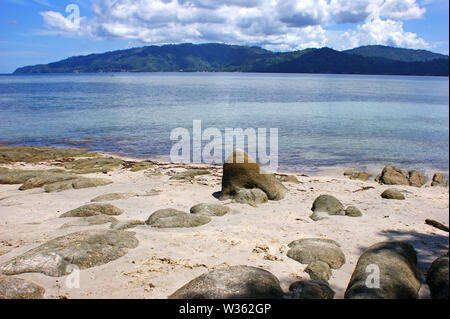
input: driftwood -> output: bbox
[353,186,375,193]
[425,219,449,232]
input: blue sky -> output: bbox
[0,0,448,73]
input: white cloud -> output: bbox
[39,0,431,51]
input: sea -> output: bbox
[0,72,448,173]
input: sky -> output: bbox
[0,0,448,73]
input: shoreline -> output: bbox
[0,145,448,299]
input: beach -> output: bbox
[0,148,448,299]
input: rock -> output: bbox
[289,280,335,299]
[304,261,332,282]
[287,238,345,269]
[60,204,124,217]
[345,241,422,299]
[376,166,426,187]
[381,189,405,200]
[43,177,112,192]
[64,157,124,174]
[345,206,362,217]
[60,215,119,228]
[146,209,211,228]
[0,169,65,185]
[233,188,269,207]
[426,256,449,299]
[110,220,145,230]
[91,193,138,202]
[220,150,287,201]
[431,173,447,187]
[170,170,211,180]
[277,175,300,184]
[169,265,284,299]
[408,170,427,188]
[0,275,45,299]
[311,195,345,216]
[0,146,90,164]
[343,169,357,176]
[190,203,233,217]
[0,230,138,277]
[375,166,410,186]
[349,171,372,182]
[19,172,77,190]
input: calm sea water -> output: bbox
[0,73,448,172]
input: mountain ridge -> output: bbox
[14,43,449,76]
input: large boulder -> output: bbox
[426,256,449,299]
[169,265,284,299]
[345,241,422,299]
[220,150,287,201]
[375,166,410,186]
[381,189,405,200]
[146,209,211,228]
[0,275,45,299]
[289,280,335,299]
[60,204,124,217]
[287,238,345,269]
[0,230,139,277]
[376,166,426,188]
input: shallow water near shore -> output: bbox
[0,73,448,172]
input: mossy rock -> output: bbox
[381,189,405,200]
[65,157,124,174]
[91,193,138,202]
[146,209,211,228]
[60,204,124,217]
[43,177,113,192]
[170,170,211,180]
[60,215,119,228]
[0,146,90,164]
[287,238,345,269]
[190,203,234,217]
[0,276,45,299]
[0,230,139,277]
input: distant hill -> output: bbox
[344,45,448,62]
[14,43,449,76]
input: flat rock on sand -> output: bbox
[0,230,139,277]
[0,275,45,299]
[287,238,346,269]
[60,204,124,217]
[170,170,211,180]
[345,241,422,299]
[233,188,268,207]
[146,209,211,228]
[64,157,124,174]
[381,189,405,200]
[91,193,139,202]
[304,261,332,282]
[190,203,235,217]
[169,265,284,299]
[60,215,119,228]
[220,150,287,201]
[0,146,89,164]
[0,168,113,192]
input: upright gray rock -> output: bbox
[345,241,422,299]
[169,265,284,299]
[426,256,449,299]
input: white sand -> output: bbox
[0,158,448,299]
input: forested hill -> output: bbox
[14,43,449,76]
